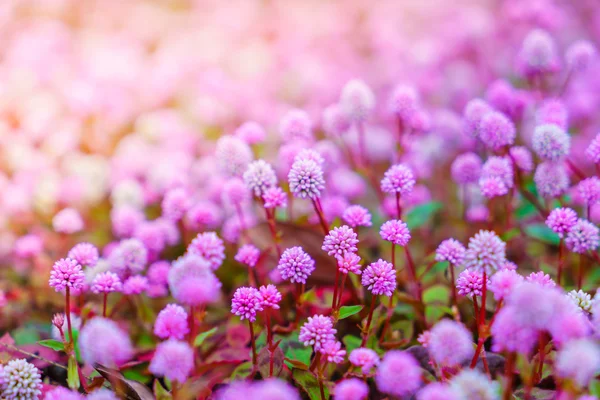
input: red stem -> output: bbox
[405,247,421,302]
[102,293,108,318]
[65,288,74,344]
[381,244,396,341]
[332,268,340,311]
[266,311,274,377]
[248,320,257,368]
[312,198,329,235]
[337,274,347,310]
[263,207,282,258]
[503,353,515,400]
[557,239,564,286]
[361,296,378,347]
[189,306,196,346]
[450,264,458,310]
[395,193,402,219]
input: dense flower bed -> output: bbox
[2,0,600,399]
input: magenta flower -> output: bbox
[456,269,486,297]
[348,348,379,373]
[556,339,600,388]
[251,380,301,399]
[334,379,369,400]
[52,208,84,234]
[491,307,539,355]
[109,238,148,276]
[586,133,600,164]
[546,207,578,237]
[149,339,194,383]
[49,258,85,293]
[380,220,411,248]
[243,160,278,197]
[509,146,534,173]
[427,320,473,367]
[168,255,221,306]
[231,287,263,322]
[451,153,482,185]
[299,315,336,351]
[517,29,560,77]
[215,135,253,177]
[262,186,288,209]
[13,234,43,259]
[463,230,506,273]
[340,79,375,122]
[161,187,190,221]
[534,162,569,199]
[86,389,118,400]
[389,84,419,120]
[361,259,396,296]
[111,206,145,238]
[489,269,523,300]
[186,201,222,230]
[532,124,570,161]
[578,177,600,206]
[417,383,460,400]
[67,242,99,267]
[235,121,266,145]
[258,284,282,309]
[91,272,122,294]
[566,40,596,72]
[526,271,556,288]
[277,247,315,284]
[147,261,171,285]
[380,163,415,195]
[322,225,359,256]
[479,111,516,150]
[536,99,568,129]
[235,244,260,268]
[463,98,492,137]
[288,158,325,199]
[435,239,466,266]
[375,351,421,397]
[342,205,372,228]
[565,219,600,253]
[323,103,351,137]
[481,156,513,189]
[44,387,83,400]
[79,317,133,367]
[320,340,346,364]
[336,252,362,275]
[479,176,508,198]
[187,232,225,270]
[279,109,313,143]
[154,304,189,340]
[122,275,149,295]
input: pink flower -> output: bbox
[235,245,260,268]
[490,269,523,300]
[262,186,288,209]
[381,164,415,195]
[79,317,133,367]
[168,255,221,306]
[456,269,486,297]
[546,207,578,237]
[348,348,379,373]
[342,205,372,228]
[288,159,325,199]
[375,351,421,397]
[463,230,506,273]
[336,252,362,275]
[231,287,263,322]
[244,160,277,197]
[235,121,266,145]
[322,225,359,257]
[259,284,282,309]
[149,340,194,383]
[122,275,148,295]
[279,109,313,143]
[380,220,411,246]
[479,111,516,150]
[154,304,189,340]
[277,247,315,284]
[187,232,225,270]
[52,208,84,234]
[162,187,190,221]
[526,271,556,288]
[91,272,122,294]
[427,320,473,366]
[532,124,570,161]
[320,340,346,364]
[361,259,396,296]
[451,153,482,185]
[340,79,375,122]
[334,379,369,400]
[565,219,600,253]
[299,315,336,351]
[49,258,85,293]
[435,239,466,266]
[68,243,99,267]
[13,234,43,259]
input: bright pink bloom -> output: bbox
[336,252,362,275]
[380,219,411,246]
[381,164,415,195]
[154,304,189,340]
[262,186,288,209]
[427,320,473,366]
[122,275,148,295]
[435,239,466,266]
[187,232,225,270]
[49,258,85,292]
[375,351,421,397]
[277,247,315,284]
[456,269,486,297]
[52,208,84,234]
[342,205,372,228]
[320,340,346,364]
[235,244,260,268]
[348,347,379,373]
[91,272,122,294]
[259,284,282,309]
[322,225,359,257]
[299,315,336,351]
[334,379,369,400]
[231,286,263,322]
[361,259,396,296]
[149,340,194,383]
[79,317,133,367]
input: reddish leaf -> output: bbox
[257,346,284,378]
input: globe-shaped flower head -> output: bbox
[428,320,474,367]
[279,109,313,143]
[517,29,560,78]
[578,177,600,207]
[68,242,99,267]
[463,98,492,137]
[456,269,487,297]
[435,239,466,266]
[565,219,600,253]
[464,230,507,273]
[546,207,578,237]
[49,258,85,292]
[154,304,189,340]
[532,124,570,161]
[381,163,415,195]
[187,232,225,270]
[334,379,369,400]
[342,205,372,227]
[149,340,194,383]
[586,133,600,164]
[388,84,419,120]
[215,135,253,177]
[566,40,596,72]
[0,359,42,400]
[299,315,336,351]
[235,244,260,268]
[288,158,325,199]
[479,111,516,150]
[380,219,411,246]
[375,351,422,397]
[277,247,315,284]
[109,238,148,276]
[91,272,122,294]
[534,162,570,199]
[361,259,397,297]
[322,225,359,256]
[231,286,263,322]
[451,153,482,185]
[243,160,277,197]
[79,317,133,367]
[168,254,221,306]
[340,79,375,122]
[259,284,282,309]
[349,348,379,373]
[161,187,190,221]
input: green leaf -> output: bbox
[524,223,560,245]
[292,369,329,400]
[123,368,151,384]
[590,379,600,397]
[231,361,253,379]
[423,285,450,305]
[153,379,172,400]
[67,356,80,390]
[38,339,64,352]
[338,305,364,320]
[501,227,520,242]
[405,202,442,229]
[193,327,218,348]
[72,330,81,363]
[12,326,40,345]
[342,335,362,354]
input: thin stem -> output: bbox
[503,353,515,400]
[479,272,488,327]
[266,311,274,377]
[395,193,402,219]
[566,158,586,181]
[470,336,485,369]
[332,268,340,310]
[263,206,282,258]
[535,334,548,383]
[248,320,257,368]
[558,239,564,286]
[381,244,396,341]
[361,296,378,347]
[102,293,108,318]
[337,274,348,310]
[471,272,488,368]
[312,198,329,235]
[405,247,421,302]
[449,263,458,310]
[189,306,196,347]
[65,288,74,344]
[578,253,584,290]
